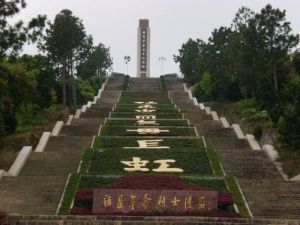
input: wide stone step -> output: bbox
[44,136,93,153]
[20,152,82,176]
[0,176,67,214]
[80,108,111,118]
[60,118,102,136]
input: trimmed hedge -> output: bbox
[105,119,189,126]
[88,148,213,175]
[72,176,239,217]
[225,176,251,218]
[100,125,196,136]
[160,75,167,92]
[113,107,179,113]
[116,104,176,109]
[79,175,227,191]
[123,75,129,90]
[94,137,204,149]
[79,148,94,174]
[111,112,182,119]
[119,98,171,104]
[206,148,224,176]
[58,173,81,215]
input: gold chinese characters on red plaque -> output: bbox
[92,189,218,214]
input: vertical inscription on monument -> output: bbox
[137,19,150,78]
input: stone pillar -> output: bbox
[137,19,150,78]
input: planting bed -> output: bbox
[63,79,243,218]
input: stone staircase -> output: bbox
[0,76,124,215]
[166,78,300,220]
[1,76,300,224]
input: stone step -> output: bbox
[0,176,67,214]
[9,215,300,225]
[20,152,82,176]
[60,118,102,136]
[43,136,93,153]
[80,108,111,119]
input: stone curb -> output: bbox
[246,134,262,150]
[231,124,246,139]
[51,121,64,136]
[8,146,32,176]
[35,132,51,152]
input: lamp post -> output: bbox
[124,56,131,76]
[159,56,166,76]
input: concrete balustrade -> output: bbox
[8,146,32,176]
[183,83,188,92]
[220,117,230,128]
[93,96,98,104]
[187,90,193,100]
[246,134,261,150]
[97,89,102,99]
[0,170,11,181]
[193,97,198,106]
[199,103,205,110]
[290,174,300,181]
[263,144,279,161]
[35,132,51,152]
[66,115,74,125]
[51,121,64,136]
[74,109,81,118]
[205,107,211,114]
[211,111,219,120]
[231,124,246,139]
[87,101,93,108]
[81,105,88,113]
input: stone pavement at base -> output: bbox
[0,77,124,215]
[166,78,300,220]
[8,215,300,225]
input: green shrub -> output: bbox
[253,126,263,140]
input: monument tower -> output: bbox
[137,19,150,78]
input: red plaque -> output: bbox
[92,189,218,215]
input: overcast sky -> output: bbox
[16,0,300,77]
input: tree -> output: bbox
[0,0,46,60]
[278,74,300,151]
[255,4,299,92]
[77,43,112,79]
[174,38,204,85]
[44,9,90,106]
[19,54,58,109]
[0,62,36,133]
[292,51,300,74]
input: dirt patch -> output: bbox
[0,105,69,170]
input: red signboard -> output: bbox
[92,189,218,215]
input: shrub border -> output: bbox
[225,176,251,218]
[57,173,81,215]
